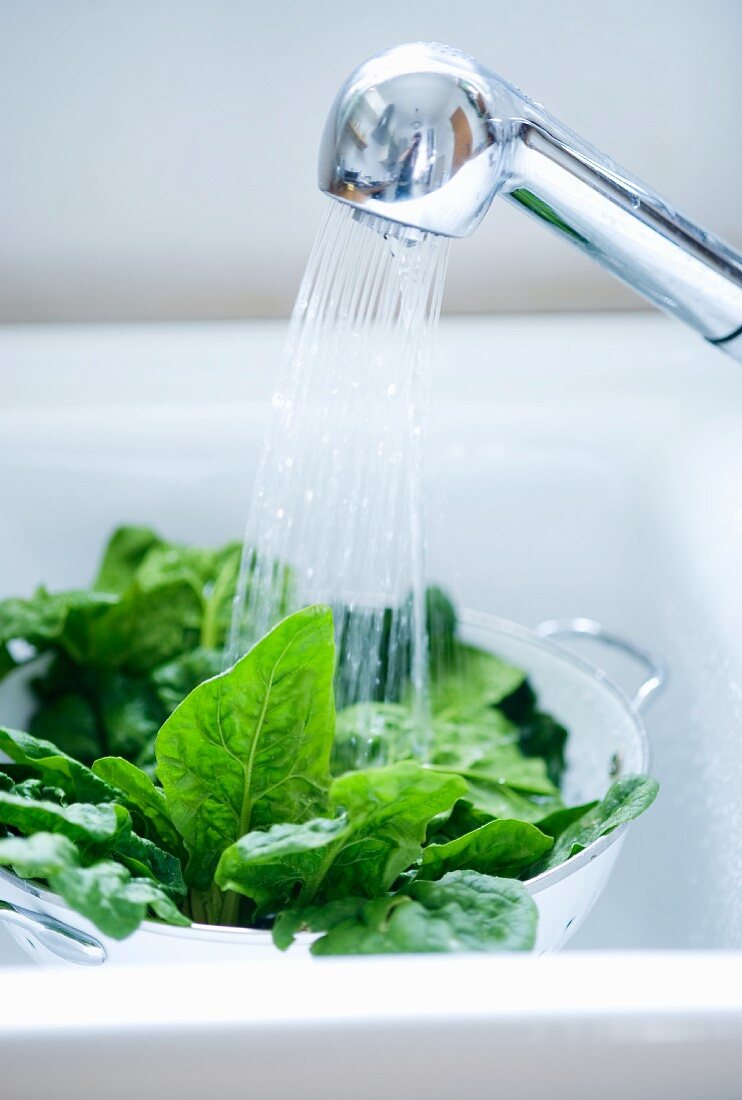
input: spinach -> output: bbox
[61,578,203,674]
[91,756,182,854]
[0,832,188,938]
[498,680,568,787]
[0,528,660,954]
[527,775,659,875]
[425,586,458,680]
[332,701,563,825]
[0,831,79,879]
[94,672,164,760]
[94,526,163,593]
[274,870,538,955]
[156,605,336,920]
[92,525,244,650]
[136,541,243,650]
[0,727,116,804]
[324,764,466,898]
[112,828,186,896]
[428,729,559,796]
[0,529,250,768]
[517,712,569,789]
[332,702,418,772]
[215,816,351,916]
[535,801,599,839]
[428,741,563,825]
[10,777,67,803]
[28,690,101,763]
[151,648,223,715]
[52,857,189,937]
[215,762,466,915]
[0,790,127,856]
[0,762,181,893]
[0,646,15,681]
[27,656,166,767]
[0,590,114,691]
[419,818,553,881]
[431,635,568,787]
[426,798,496,843]
[431,643,526,718]
[334,585,459,708]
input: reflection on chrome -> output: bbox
[319,42,742,357]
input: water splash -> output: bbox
[227,203,449,762]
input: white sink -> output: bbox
[1,314,741,1097]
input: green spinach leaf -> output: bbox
[529,775,659,874]
[0,589,114,679]
[0,831,189,939]
[155,605,336,899]
[325,763,467,898]
[0,830,79,878]
[62,577,203,674]
[94,526,163,593]
[54,857,190,938]
[151,647,222,714]
[332,702,418,773]
[216,762,466,916]
[535,801,599,839]
[426,798,495,843]
[498,681,569,787]
[0,727,116,804]
[28,692,102,764]
[420,818,553,880]
[135,541,242,650]
[276,870,538,955]
[0,790,127,856]
[216,816,350,916]
[431,643,526,718]
[425,586,458,679]
[91,756,181,853]
[113,827,186,896]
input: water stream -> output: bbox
[227,202,449,762]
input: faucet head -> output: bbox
[319,45,742,352]
[319,43,514,238]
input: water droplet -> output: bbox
[386,383,397,397]
[275,508,285,520]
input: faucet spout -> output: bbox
[319,42,742,358]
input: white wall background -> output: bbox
[1,0,740,321]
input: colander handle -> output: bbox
[0,898,106,966]
[534,617,666,712]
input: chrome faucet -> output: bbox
[319,43,742,359]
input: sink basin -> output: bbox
[1,313,741,1097]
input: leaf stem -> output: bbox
[217,887,240,928]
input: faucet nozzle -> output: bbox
[319,43,512,239]
[319,42,742,356]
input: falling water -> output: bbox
[227,202,449,761]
